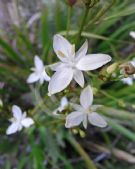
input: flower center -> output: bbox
[85,107,93,114]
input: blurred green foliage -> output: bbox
[1,0,135,168]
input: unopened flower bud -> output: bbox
[92,87,98,95]
[118,100,126,108]
[79,129,85,138]
[107,63,119,74]
[119,62,135,75]
[72,129,78,134]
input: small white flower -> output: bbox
[121,77,134,86]
[53,97,69,115]
[130,31,135,39]
[27,55,50,84]
[48,34,111,95]
[65,86,107,129]
[6,105,34,135]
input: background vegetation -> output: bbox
[0,0,135,168]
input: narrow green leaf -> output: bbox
[108,120,135,142]
[0,37,23,64]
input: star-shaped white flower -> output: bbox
[48,34,111,95]
[130,31,135,39]
[27,55,50,84]
[6,105,34,135]
[65,86,107,129]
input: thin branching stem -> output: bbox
[60,30,134,45]
[66,6,72,37]
[108,120,135,142]
[76,7,90,43]
[85,0,116,28]
[67,134,97,169]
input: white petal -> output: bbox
[50,62,67,72]
[18,124,23,131]
[130,31,135,39]
[22,112,27,119]
[75,40,88,61]
[21,118,34,128]
[65,111,84,128]
[70,103,84,112]
[83,114,88,129]
[76,54,111,71]
[88,112,107,128]
[38,70,50,84]
[6,122,19,135]
[80,85,93,109]
[27,73,39,83]
[53,34,73,61]
[91,105,102,111]
[34,55,44,70]
[42,70,50,81]
[12,105,22,120]
[48,68,73,95]
[131,58,135,67]
[39,76,45,85]
[122,77,133,86]
[73,69,84,87]
[58,97,68,112]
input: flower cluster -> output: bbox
[6,34,112,135]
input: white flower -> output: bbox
[65,86,107,129]
[6,105,34,135]
[53,97,69,115]
[27,55,50,84]
[48,34,111,95]
[130,31,135,39]
[122,77,134,86]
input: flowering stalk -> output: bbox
[76,0,101,43]
[66,6,72,37]
[85,0,116,28]
[76,6,89,44]
[67,134,97,169]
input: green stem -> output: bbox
[85,0,116,28]
[67,134,97,169]
[60,30,133,45]
[101,107,135,120]
[66,6,72,38]
[100,90,126,107]
[29,92,50,116]
[76,7,89,43]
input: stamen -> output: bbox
[57,51,65,58]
